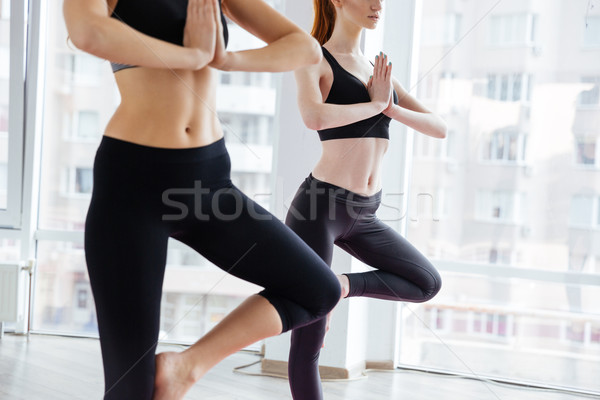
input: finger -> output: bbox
[374,52,381,77]
[212,0,219,22]
[375,53,382,78]
[187,0,195,18]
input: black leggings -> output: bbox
[285,174,442,400]
[84,137,341,399]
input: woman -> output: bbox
[285,1,446,399]
[63,0,342,399]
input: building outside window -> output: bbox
[405,0,600,393]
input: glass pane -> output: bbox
[32,240,258,342]
[0,0,9,209]
[400,274,600,392]
[32,240,96,334]
[38,7,117,231]
[583,16,600,47]
[0,237,20,262]
[405,0,600,393]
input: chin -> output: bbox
[366,18,379,28]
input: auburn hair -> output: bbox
[311,0,336,45]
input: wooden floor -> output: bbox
[0,334,595,400]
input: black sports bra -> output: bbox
[318,47,398,141]
[109,0,229,73]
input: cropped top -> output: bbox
[109,0,229,73]
[318,47,399,141]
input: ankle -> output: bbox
[338,274,350,299]
[182,348,208,383]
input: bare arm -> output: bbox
[295,57,391,131]
[63,0,215,70]
[385,76,447,139]
[212,0,321,72]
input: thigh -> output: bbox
[338,216,441,291]
[173,186,340,324]
[285,184,339,266]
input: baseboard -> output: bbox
[261,359,366,380]
[365,360,395,370]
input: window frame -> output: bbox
[0,0,26,228]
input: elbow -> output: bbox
[67,18,104,55]
[302,114,325,131]
[305,36,323,65]
[292,32,322,67]
[436,121,448,139]
[431,116,448,139]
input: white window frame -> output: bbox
[0,0,26,228]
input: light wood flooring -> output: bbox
[0,334,596,400]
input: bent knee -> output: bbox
[310,276,341,318]
[419,275,442,303]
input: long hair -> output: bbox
[312,0,336,45]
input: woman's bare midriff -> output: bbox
[312,137,388,196]
[104,66,224,148]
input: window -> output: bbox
[488,14,538,46]
[476,190,526,224]
[73,110,101,140]
[220,73,231,85]
[0,105,7,132]
[486,73,531,102]
[583,16,600,47]
[72,54,102,85]
[578,77,600,107]
[382,1,600,393]
[0,5,9,211]
[489,248,512,265]
[472,312,510,338]
[77,289,88,309]
[575,137,598,166]
[421,14,462,46]
[0,0,25,225]
[483,129,527,163]
[570,195,597,227]
[62,167,93,196]
[75,167,93,194]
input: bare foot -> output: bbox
[153,352,199,400]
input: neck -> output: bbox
[326,17,363,55]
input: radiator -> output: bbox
[0,263,20,322]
